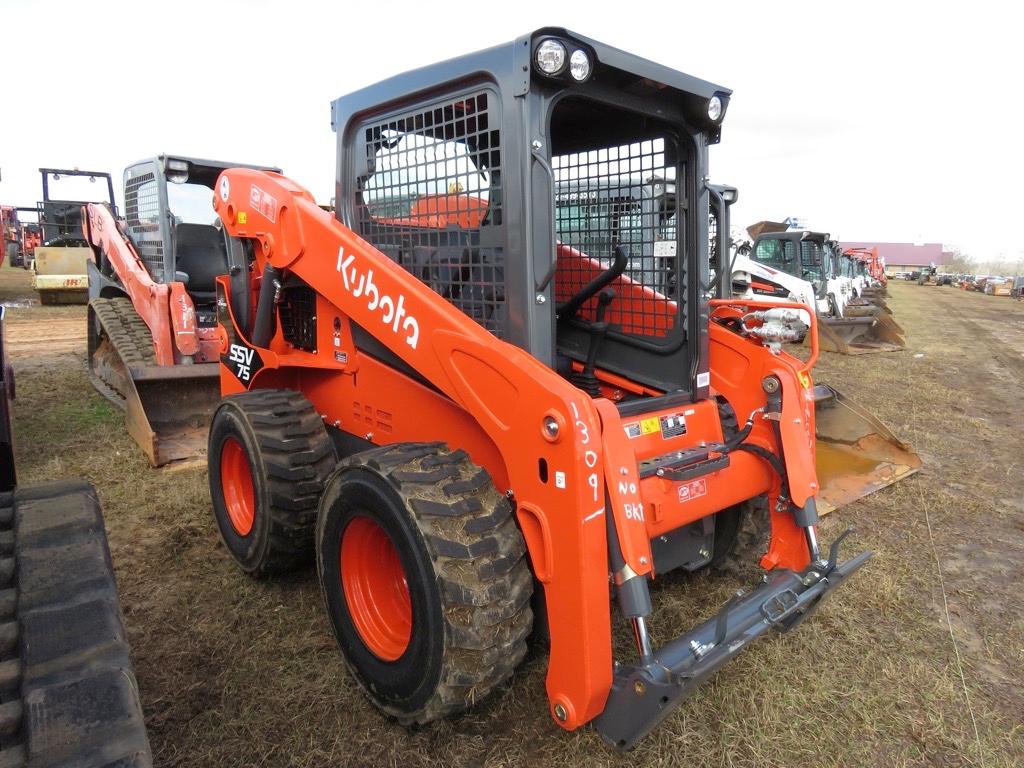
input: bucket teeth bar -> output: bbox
[594,534,872,751]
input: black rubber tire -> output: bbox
[208,389,336,577]
[316,442,533,725]
[708,398,771,574]
[708,498,771,576]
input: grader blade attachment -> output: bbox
[815,313,905,354]
[88,297,219,466]
[814,384,921,514]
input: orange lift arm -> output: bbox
[211,167,657,728]
[82,204,200,365]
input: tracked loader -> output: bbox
[0,308,152,766]
[84,155,277,466]
[197,30,914,750]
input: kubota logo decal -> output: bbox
[336,247,420,349]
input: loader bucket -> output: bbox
[745,220,790,239]
[845,301,900,325]
[814,384,921,514]
[815,313,905,354]
[88,298,220,466]
[847,294,893,314]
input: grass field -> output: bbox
[3,263,1022,767]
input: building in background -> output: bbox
[839,242,944,276]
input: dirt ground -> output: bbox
[3,262,1022,767]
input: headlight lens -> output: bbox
[536,40,567,74]
[707,95,723,121]
[569,49,591,81]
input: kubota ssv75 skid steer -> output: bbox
[205,29,872,750]
[84,155,277,466]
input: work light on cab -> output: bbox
[707,95,723,122]
[569,49,591,81]
[536,39,567,74]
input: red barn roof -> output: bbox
[838,242,944,267]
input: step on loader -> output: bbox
[204,29,877,750]
[83,155,278,466]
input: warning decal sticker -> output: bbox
[678,478,707,503]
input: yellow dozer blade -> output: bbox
[88,297,220,467]
[814,384,921,514]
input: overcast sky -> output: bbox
[1,1,1020,263]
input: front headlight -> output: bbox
[536,39,567,74]
[569,49,591,81]
[707,95,723,122]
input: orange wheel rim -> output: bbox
[220,437,255,536]
[340,516,412,661]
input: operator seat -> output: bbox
[174,223,229,301]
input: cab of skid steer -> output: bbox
[750,230,831,299]
[332,27,731,399]
[88,155,278,323]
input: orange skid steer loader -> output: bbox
[205,30,870,750]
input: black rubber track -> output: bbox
[89,297,155,366]
[0,481,152,767]
[318,442,533,724]
[210,389,336,576]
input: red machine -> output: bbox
[846,246,888,289]
[83,155,277,465]
[202,30,870,751]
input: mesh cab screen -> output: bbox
[125,172,163,263]
[355,91,506,337]
[553,137,680,341]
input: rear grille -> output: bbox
[279,285,317,352]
